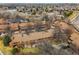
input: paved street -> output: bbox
[69,11,79,31]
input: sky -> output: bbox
[0,0,78,3]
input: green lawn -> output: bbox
[20,48,40,54]
[50,39,62,45]
[0,40,12,55]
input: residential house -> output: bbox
[10,29,54,47]
[9,23,19,31]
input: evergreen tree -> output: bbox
[3,35,11,46]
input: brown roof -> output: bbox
[0,30,6,32]
[0,25,8,30]
[0,24,8,32]
[70,33,79,48]
[11,29,53,43]
[54,21,71,30]
[0,18,6,24]
[54,21,76,33]
[9,23,19,30]
[19,22,34,27]
[9,22,34,30]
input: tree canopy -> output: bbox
[3,35,11,46]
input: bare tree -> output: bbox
[53,26,69,42]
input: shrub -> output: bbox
[3,35,11,46]
[11,48,19,55]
